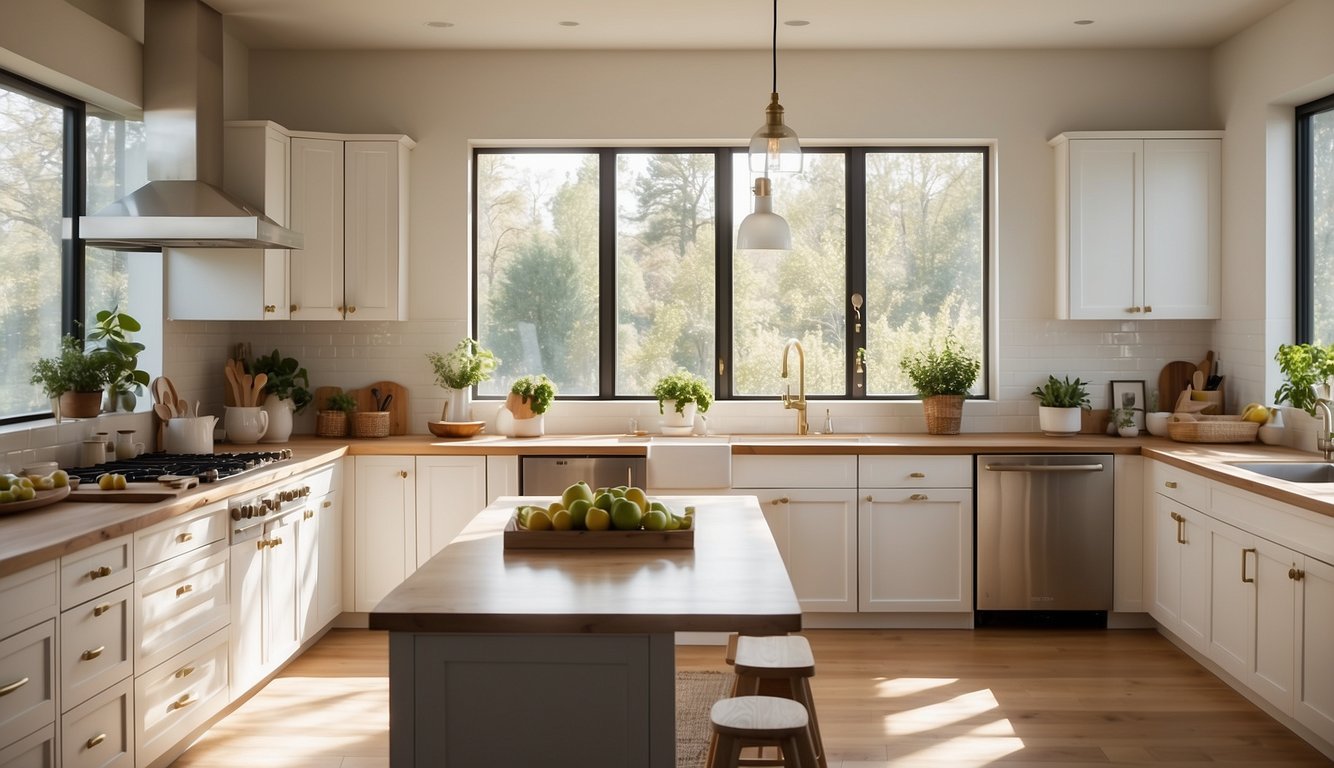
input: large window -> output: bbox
[474,145,989,400]
[1298,93,1334,344]
[0,71,145,422]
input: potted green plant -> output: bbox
[86,307,151,412]
[505,375,556,437]
[29,336,119,419]
[1031,375,1091,436]
[249,349,313,443]
[899,336,981,435]
[652,370,713,430]
[427,338,499,422]
[1273,343,1334,417]
[1113,407,1140,438]
[317,391,357,438]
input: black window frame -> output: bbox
[1297,91,1334,344]
[471,144,991,402]
[0,68,87,426]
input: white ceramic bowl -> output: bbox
[1146,411,1172,437]
[21,461,58,477]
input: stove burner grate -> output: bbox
[65,450,292,485]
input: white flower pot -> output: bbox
[260,394,295,443]
[661,400,697,429]
[1038,406,1082,436]
[510,413,544,438]
[443,387,471,422]
[1118,425,1140,438]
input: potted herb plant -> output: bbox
[652,370,713,430]
[1031,375,1091,436]
[899,336,981,435]
[1113,407,1140,438]
[317,391,357,438]
[250,349,313,443]
[1273,343,1334,452]
[427,338,499,422]
[29,336,119,419]
[505,375,556,437]
[87,307,150,412]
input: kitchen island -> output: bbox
[369,494,800,768]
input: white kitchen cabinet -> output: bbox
[134,628,229,768]
[229,511,299,694]
[1296,555,1334,743]
[0,723,53,768]
[60,677,131,768]
[1149,493,1210,653]
[859,488,973,613]
[135,541,229,674]
[486,456,519,505]
[290,134,413,321]
[752,489,858,612]
[166,121,292,321]
[1051,131,1221,320]
[298,490,342,641]
[353,456,417,611]
[59,584,132,713]
[0,621,55,754]
[415,456,487,566]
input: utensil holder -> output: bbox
[353,411,390,438]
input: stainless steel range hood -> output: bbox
[80,0,302,251]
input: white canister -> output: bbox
[80,438,108,467]
[224,407,269,445]
[165,416,218,454]
[115,430,144,460]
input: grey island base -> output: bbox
[369,495,801,767]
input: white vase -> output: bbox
[661,400,697,429]
[1038,406,1082,436]
[1118,425,1140,438]
[1258,408,1285,446]
[443,388,471,422]
[260,394,295,443]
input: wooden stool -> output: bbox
[732,635,827,768]
[709,696,820,768]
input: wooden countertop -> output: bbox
[368,495,802,635]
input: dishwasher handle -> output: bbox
[984,463,1106,473]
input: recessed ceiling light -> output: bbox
[558,21,580,27]
[425,21,454,28]
[1073,19,1095,26]
[784,20,810,27]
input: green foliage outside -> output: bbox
[1310,111,1334,346]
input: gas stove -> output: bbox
[66,450,293,485]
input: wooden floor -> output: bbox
[170,628,1333,767]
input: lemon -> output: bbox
[526,509,553,531]
[551,509,573,530]
[1242,404,1270,424]
[13,486,35,501]
[0,490,13,504]
[677,514,692,530]
[50,469,68,488]
[98,473,116,490]
[585,507,611,531]
[593,491,615,511]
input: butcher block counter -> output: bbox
[370,494,799,768]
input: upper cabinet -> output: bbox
[1050,131,1221,320]
[290,135,414,321]
[166,122,414,322]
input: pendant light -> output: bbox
[748,0,801,175]
[737,177,792,251]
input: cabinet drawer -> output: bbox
[1149,461,1208,511]
[732,456,857,489]
[0,562,56,643]
[135,629,229,768]
[60,538,133,612]
[302,464,337,500]
[60,585,132,712]
[60,678,131,768]
[0,723,54,768]
[0,621,54,750]
[859,455,972,488]
[136,542,229,673]
[135,504,227,570]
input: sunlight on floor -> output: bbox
[875,681,1024,764]
[874,677,959,696]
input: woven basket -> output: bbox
[1167,414,1258,443]
[922,395,964,435]
[316,410,348,438]
[352,411,390,439]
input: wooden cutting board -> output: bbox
[351,381,409,436]
[1158,361,1199,415]
[67,482,183,503]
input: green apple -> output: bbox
[610,498,643,530]
[593,491,615,511]
[561,481,594,508]
[567,499,592,529]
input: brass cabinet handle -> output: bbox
[176,583,194,597]
[86,733,108,749]
[1144,305,1153,313]
[177,532,194,543]
[89,565,112,580]
[169,693,196,710]
[93,602,112,617]
[304,509,314,520]
[865,495,874,502]
[290,304,298,313]
[264,304,276,313]
[1242,548,1256,583]
[910,493,929,501]
[0,677,29,697]
[257,539,267,550]
[1169,511,1186,545]
[322,500,332,508]
[1128,306,1142,313]
[1164,481,1178,489]
[347,305,357,314]
[81,646,105,661]
[336,305,345,313]
[174,665,196,679]
[909,472,926,478]
[271,537,283,547]
[1290,567,1306,581]
[398,470,408,479]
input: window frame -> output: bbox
[471,143,992,402]
[1296,91,1334,344]
[0,68,87,426]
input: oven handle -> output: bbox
[984,463,1106,472]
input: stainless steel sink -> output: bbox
[1230,462,1334,483]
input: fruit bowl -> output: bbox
[427,420,486,439]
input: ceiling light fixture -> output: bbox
[737,177,792,251]
[749,0,801,175]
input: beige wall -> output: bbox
[0,0,141,115]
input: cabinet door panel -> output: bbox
[859,489,972,612]
[1150,495,1183,626]
[290,137,345,320]
[344,141,405,321]
[1142,139,1220,318]
[1067,139,1140,318]
[1177,509,1211,653]
[228,538,264,694]
[754,489,856,612]
[354,457,416,611]
[0,621,55,751]
[265,514,300,666]
[1297,556,1334,743]
[416,457,487,566]
[1207,520,1254,682]
[1252,539,1297,713]
[60,585,132,712]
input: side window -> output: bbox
[1298,93,1334,343]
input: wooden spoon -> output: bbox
[224,365,244,407]
[251,373,268,407]
[153,403,173,422]
[151,377,172,407]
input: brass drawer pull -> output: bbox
[89,565,113,580]
[169,693,196,710]
[176,583,194,597]
[910,493,929,501]
[86,733,107,750]
[0,677,29,697]
[270,537,283,547]
[398,470,408,479]
[81,646,105,661]
[257,539,267,550]
[93,602,112,617]
[1164,481,1178,489]
[1290,567,1306,581]
[304,509,315,520]
[177,532,194,543]
[909,472,926,478]
[322,500,332,508]
[1242,548,1257,583]
[865,495,874,502]
[174,665,196,679]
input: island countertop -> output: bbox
[368,494,802,635]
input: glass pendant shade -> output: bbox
[737,177,792,251]
[749,93,802,174]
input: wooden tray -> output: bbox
[0,484,70,515]
[502,513,694,550]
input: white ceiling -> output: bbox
[205,0,1293,52]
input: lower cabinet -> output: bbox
[229,511,299,694]
[753,489,859,612]
[297,490,342,642]
[0,621,55,755]
[1148,493,1210,653]
[415,456,487,567]
[134,630,229,768]
[859,488,972,612]
[60,678,131,768]
[1296,556,1334,740]
[0,723,54,768]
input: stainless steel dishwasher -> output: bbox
[520,455,646,495]
[976,454,1114,626]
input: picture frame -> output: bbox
[1110,380,1147,430]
